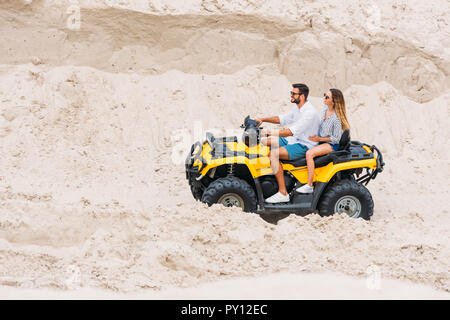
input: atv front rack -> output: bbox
[185,141,207,176]
[356,144,385,185]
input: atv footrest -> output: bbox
[260,192,314,213]
[262,202,312,211]
[291,193,313,203]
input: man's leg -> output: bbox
[260,136,279,147]
[264,137,291,203]
[271,147,289,195]
[263,137,291,203]
[264,137,286,178]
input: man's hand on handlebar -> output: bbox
[254,116,281,125]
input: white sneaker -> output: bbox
[265,192,290,203]
[296,184,314,194]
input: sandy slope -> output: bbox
[1,273,449,299]
[0,0,449,297]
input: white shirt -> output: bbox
[278,101,321,149]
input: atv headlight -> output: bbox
[193,144,200,156]
[206,132,215,149]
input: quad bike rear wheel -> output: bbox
[318,179,374,220]
[201,176,257,212]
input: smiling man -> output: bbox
[256,83,320,204]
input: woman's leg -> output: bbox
[305,143,333,187]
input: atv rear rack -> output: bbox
[356,144,385,185]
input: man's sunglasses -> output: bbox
[290,91,302,96]
[324,93,331,100]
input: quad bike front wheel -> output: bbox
[318,179,374,220]
[201,176,257,212]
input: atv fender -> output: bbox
[194,141,271,178]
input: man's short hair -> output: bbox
[292,83,309,100]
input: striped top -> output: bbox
[318,105,343,144]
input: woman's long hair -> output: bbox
[330,88,350,131]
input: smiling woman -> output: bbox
[297,88,350,194]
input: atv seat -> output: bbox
[281,129,350,168]
[281,153,335,168]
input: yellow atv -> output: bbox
[186,116,384,220]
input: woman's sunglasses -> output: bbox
[324,93,331,100]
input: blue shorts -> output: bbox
[328,143,339,152]
[278,137,309,160]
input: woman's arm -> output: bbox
[329,121,343,144]
[309,135,331,142]
[319,136,331,142]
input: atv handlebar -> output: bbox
[242,116,263,147]
[241,116,261,130]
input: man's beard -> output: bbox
[291,98,300,104]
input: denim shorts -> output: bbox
[328,143,339,152]
[278,137,309,160]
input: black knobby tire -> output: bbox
[201,176,257,212]
[318,179,374,220]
